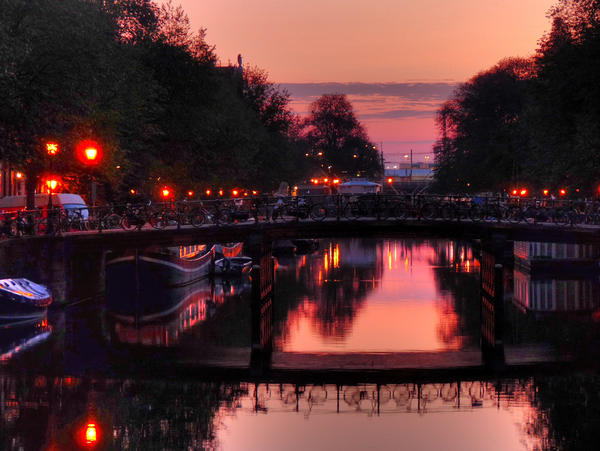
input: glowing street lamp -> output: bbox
[85,423,98,444]
[46,142,59,155]
[46,179,58,191]
[84,146,98,161]
[45,141,60,234]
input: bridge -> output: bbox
[1,200,597,383]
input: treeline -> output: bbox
[433,0,600,195]
[0,0,380,202]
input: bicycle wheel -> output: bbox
[344,203,361,220]
[104,213,122,229]
[190,210,206,227]
[440,204,454,220]
[469,205,484,222]
[506,206,522,223]
[149,213,166,229]
[420,203,437,220]
[484,205,501,222]
[120,215,136,230]
[310,204,327,221]
[271,206,286,222]
[392,202,409,219]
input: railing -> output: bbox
[1,194,599,238]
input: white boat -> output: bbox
[0,278,52,322]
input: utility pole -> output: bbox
[410,149,413,182]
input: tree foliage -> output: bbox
[304,94,381,179]
[0,0,313,203]
[434,0,600,194]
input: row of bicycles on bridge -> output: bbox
[2,195,600,237]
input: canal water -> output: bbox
[1,237,599,450]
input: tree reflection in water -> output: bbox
[429,240,481,348]
[274,239,382,346]
[4,371,598,450]
[0,373,246,450]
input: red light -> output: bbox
[387,177,393,184]
[252,190,258,195]
[85,423,97,444]
[332,179,340,185]
[130,189,136,195]
[559,189,566,196]
[520,189,527,196]
[76,140,101,165]
[84,147,98,161]
[543,189,549,196]
[187,190,194,197]
[161,188,170,198]
[46,179,58,191]
[15,172,23,179]
[205,189,211,196]
[511,189,518,195]
[232,190,239,196]
[312,179,319,185]
[244,192,248,197]
[576,188,580,193]
[46,142,59,155]
[218,190,223,196]
[323,178,328,183]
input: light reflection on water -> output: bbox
[275,239,480,353]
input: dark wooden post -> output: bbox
[249,234,274,374]
[480,236,507,370]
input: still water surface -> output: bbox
[1,237,599,450]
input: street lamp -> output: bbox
[76,139,101,205]
[45,142,59,234]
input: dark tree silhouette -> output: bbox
[304,94,382,179]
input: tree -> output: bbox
[433,58,535,192]
[304,94,381,179]
[0,0,142,206]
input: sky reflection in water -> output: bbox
[276,239,479,353]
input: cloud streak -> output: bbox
[280,82,458,102]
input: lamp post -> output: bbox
[76,140,101,206]
[45,142,59,235]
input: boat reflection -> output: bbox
[107,277,251,347]
[0,319,52,363]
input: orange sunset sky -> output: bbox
[163,0,555,161]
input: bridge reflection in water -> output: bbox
[1,235,600,449]
[0,370,592,450]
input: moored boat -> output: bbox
[0,279,52,322]
[105,245,214,317]
[214,256,253,276]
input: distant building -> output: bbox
[0,162,25,197]
[383,161,434,192]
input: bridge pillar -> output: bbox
[248,234,274,374]
[480,235,510,369]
